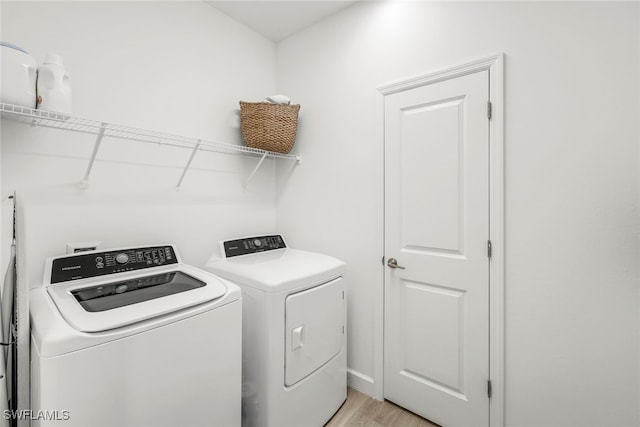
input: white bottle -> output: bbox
[0,42,37,108]
[36,53,71,113]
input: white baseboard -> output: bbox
[347,368,376,398]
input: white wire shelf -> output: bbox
[0,102,301,189]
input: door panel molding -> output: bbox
[375,53,504,427]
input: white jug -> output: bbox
[0,42,37,108]
[37,53,71,113]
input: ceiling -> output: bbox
[205,1,359,42]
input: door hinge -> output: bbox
[487,240,493,259]
[487,101,492,120]
[487,379,493,398]
[382,256,385,265]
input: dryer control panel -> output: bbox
[222,235,286,258]
[50,245,178,284]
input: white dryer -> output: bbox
[205,235,346,427]
[30,245,242,427]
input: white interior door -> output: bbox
[383,70,490,427]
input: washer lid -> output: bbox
[47,265,228,332]
[206,248,345,293]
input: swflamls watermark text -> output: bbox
[3,409,70,421]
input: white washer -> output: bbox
[205,235,346,427]
[30,245,242,427]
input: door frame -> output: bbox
[376,53,505,427]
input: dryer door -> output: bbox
[284,277,345,386]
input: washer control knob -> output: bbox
[253,239,262,247]
[115,253,129,264]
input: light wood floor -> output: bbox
[325,388,440,427]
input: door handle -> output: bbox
[387,258,406,270]
[291,325,304,351]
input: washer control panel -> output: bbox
[222,235,286,258]
[50,245,178,284]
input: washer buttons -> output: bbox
[115,253,129,264]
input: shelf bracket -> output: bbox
[244,151,268,189]
[176,140,202,191]
[80,123,107,189]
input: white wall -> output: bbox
[1,1,280,282]
[275,2,640,426]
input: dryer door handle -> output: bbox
[292,325,305,351]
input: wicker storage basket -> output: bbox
[239,101,300,154]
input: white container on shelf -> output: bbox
[37,53,72,113]
[0,42,37,108]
